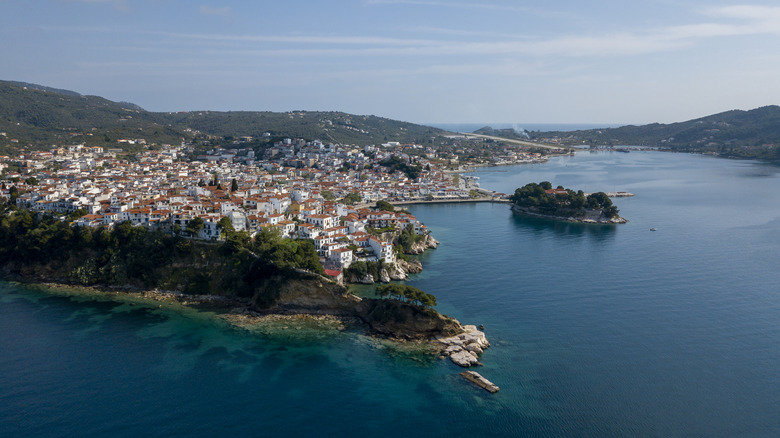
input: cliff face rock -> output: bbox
[407,234,439,255]
[356,298,462,340]
[347,259,423,284]
[397,258,422,274]
[379,268,391,283]
[251,272,360,314]
[386,264,407,281]
[250,272,466,341]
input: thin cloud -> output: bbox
[707,5,780,21]
[62,0,129,12]
[164,31,439,46]
[200,6,232,18]
[35,5,780,59]
[365,0,532,13]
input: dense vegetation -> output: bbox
[510,181,619,218]
[0,81,448,152]
[395,223,423,254]
[526,106,780,161]
[379,155,423,180]
[0,208,323,301]
[376,283,437,308]
[344,260,384,281]
[0,81,183,151]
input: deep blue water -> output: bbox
[2,151,780,437]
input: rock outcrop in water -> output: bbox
[460,371,500,393]
[437,325,491,367]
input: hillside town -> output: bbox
[0,139,550,277]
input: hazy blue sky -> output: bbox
[2,0,780,125]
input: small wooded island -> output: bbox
[510,181,627,224]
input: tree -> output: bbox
[217,216,234,237]
[375,284,436,307]
[343,192,362,205]
[24,177,38,186]
[376,200,394,212]
[68,209,88,221]
[321,190,336,201]
[186,217,205,236]
[9,186,19,205]
[230,179,238,192]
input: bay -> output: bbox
[2,151,779,437]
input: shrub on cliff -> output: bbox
[376,283,437,308]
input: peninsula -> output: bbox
[510,181,627,224]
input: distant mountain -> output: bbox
[0,80,448,153]
[528,106,780,160]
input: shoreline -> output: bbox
[392,198,509,206]
[510,204,628,224]
[3,278,491,367]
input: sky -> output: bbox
[2,0,780,125]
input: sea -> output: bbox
[2,151,780,437]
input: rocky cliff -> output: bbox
[355,298,462,340]
[407,233,439,254]
[346,258,424,284]
[242,270,464,340]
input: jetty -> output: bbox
[460,371,500,393]
[583,191,634,198]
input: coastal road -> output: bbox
[458,132,568,151]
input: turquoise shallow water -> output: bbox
[2,151,780,437]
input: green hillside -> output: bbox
[527,106,780,160]
[0,80,448,153]
[0,81,183,152]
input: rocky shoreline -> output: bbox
[347,234,439,284]
[511,204,627,224]
[436,325,491,367]
[12,278,487,357]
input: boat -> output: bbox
[650,228,657,231]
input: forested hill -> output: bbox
[528,106,780,160]
[0,80,448,152]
